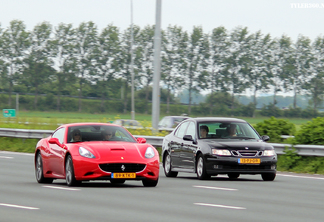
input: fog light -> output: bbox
[214,165,223,169]
[271,165,276,170]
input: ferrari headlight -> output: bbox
[145,147,155,158]
[263,150,276,156]
[212,149,231,156]
[79,147,95,158]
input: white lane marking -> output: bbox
[43,186,80,191]
[0,156,14,159]
[0,203,39,210]
[194,203,246,210]
[193,185,237,191]
[277,173,324,180]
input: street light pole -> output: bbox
[130,0,135,120]
[152,0,162,132]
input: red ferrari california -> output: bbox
[34,123,159,187]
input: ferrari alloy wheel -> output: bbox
[228,173,240,180]
[65,155,80,186]
[163,153,178,177]
[261,173,276,181]
[196,154,210,180]
[35,152,53,184]
[142,179,158,187]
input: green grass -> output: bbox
[0,111,156,130]
[1,111,313,130]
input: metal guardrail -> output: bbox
[1,128,324,156]
[0,128,53,139]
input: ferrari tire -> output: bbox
[261,173,276,181]
[228,173,240,180]
[142,179,158,187]
[35,152,53,184]
[163,153,178,177]
[110,179,126,184]
[65,155,80,186]
[196,154,210,180]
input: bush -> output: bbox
[277,147,301,171]
[277,149,324,174]
[294,117,324,145]
[260,103,283,117]
[283,107,302,118]
[254,116,296,143]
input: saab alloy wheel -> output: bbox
[196,154,210,180]
[163,153,178,177]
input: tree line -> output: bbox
[0,20,323,116]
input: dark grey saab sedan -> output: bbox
[161,117,277,181]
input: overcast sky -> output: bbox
[1,0,324,41]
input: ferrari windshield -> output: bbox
[198,121,260,139]
[67,125,137,143]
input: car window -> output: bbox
[52,127,65,144]
[67,125,137,143]
[198,122,260,139]
[158,117,169,128]
[186,121,196,139]
[174,121,189,138]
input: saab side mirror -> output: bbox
[261,135,270,142]
[183,135,194,141]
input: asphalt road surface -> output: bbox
[1,151,324,222]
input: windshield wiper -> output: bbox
[219,136,256,140]
[232,136,256,140]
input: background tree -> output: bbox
[51,23,77,111]
[183,26,208,115]
[75,21,98,112]
[161,25,187,114]
[0,20,30,107]
[286,35,312,108]
[94,24,122,112]
[246,31,274,117]
[137,25,155,114]
[223,27,252,115]
[268,37,285,105]
[306,36,324,114]
[203,26,229,115]
[120,25,141,113]
[20,22,54,109]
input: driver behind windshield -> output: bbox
[200,125,209,138]
[71,129,82,142]
[226,124,237,137]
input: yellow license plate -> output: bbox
[238,158,261,164]
[111,173,136,179]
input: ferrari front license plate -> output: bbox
[238,158,261,164]
[111,173,136,178]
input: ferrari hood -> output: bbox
[77,141,151,161]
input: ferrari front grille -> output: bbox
[99,163,146,173]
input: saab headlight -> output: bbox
[263,150,276,156]
[145,147,155,158]
[212,149,231,156]
[79,147,95,158]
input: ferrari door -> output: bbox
[49,127,66,176]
